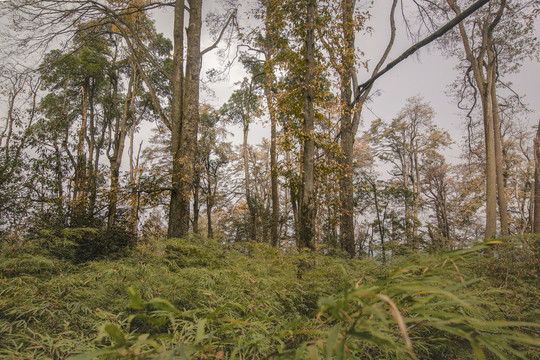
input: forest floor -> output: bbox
[0,232,539,359]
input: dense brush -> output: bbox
[0,234,538,359]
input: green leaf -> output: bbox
[67,349,114,360]
[470,339,486,360]
[103,323,126,346]
[325,325,340,360]
[195,318,207,344]
[148,298,182,314]
[127,287,144,310]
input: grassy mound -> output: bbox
[0,233,538,359]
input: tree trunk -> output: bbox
[533,119,540,233]
[447,0,505,239]
[53,135,64,224]
[128,126,143,235]
[87,81,98,221]
[269,89,279,247]
[174,0,202,237]
[264,3,279,247]
[206,160,214,238]
[168,0,186,238]
[206,201,214,238]
[338,0,356,257]
[193,165,200,234]
[482,83,498,238]
[108,64,134,230]
[412,145,421,249]
[72,77,89,226]
[298,0,316,250]
[371,181,386,264]
[243,125,257,241]
[490,63,510,235]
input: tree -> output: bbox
[38,36,110,226]
[0,73,40,236]
[297,0,317,250]
[317,0,397,257]
[196,106,231,239]
[423,157,452,250]
[164,0,236,238]
[424,0,538,237]
[263,0,281,248]
[221,77,262,241]
[367,97,451,249]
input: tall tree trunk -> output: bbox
[336,0,397,255]
[298,0,316,250]
[269,88,279,247]
[128,126,143,235]
[401,147,413,245]
[533,119,540,233]
[482,81,498,238]
[174,0,202,236]
[243,124,257,240]
[206,201,213,238]
[73,77,89,226]
[264,1,279,247]
[489,61,509,235]
[371,181,386,264]
[168,0,186,238]
[53,135,64,224]
[412,146,421,248]
[447,0,505,238]
[206,160,214,238]
[87,81,97,221]
[108,66,134,230]
[338,0,356,257]
[193,166,200,235]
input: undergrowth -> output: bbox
[0,232,538,359]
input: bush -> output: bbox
[63,227,136,262]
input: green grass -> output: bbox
[0,233,538,359]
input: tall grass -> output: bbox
[0,232,538,359]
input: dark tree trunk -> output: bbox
[193,166,200,235]
[206,161,214,238]
[264,0,280,247]
[338,0,357,257]
[168,0,186,238]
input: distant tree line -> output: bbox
[0,0,538,259]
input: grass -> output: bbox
[0,232,538,359]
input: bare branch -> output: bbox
[353,0,492,105]
[200,9,237,57]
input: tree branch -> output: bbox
[353,0,492,105]
[200,9,237,57]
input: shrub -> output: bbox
[63,227,136,262]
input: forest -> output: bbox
[0,0,539,359]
